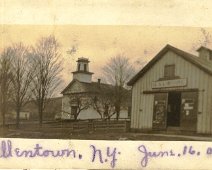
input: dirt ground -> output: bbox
[1,120,212,141]
[0,127,201,141]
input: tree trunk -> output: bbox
[115,105,120,120]
[1,99,7,127]
[16,108,20,128]
[74,113,78,121]
[1,106,6,127]
[39,106,43,126]
[115,101,121,120]
[108,115,111,121]
[2,112,5,127]
[116,111,120,120]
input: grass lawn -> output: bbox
[1,120,211,141]
[0,127,197,141]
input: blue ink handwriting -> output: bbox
[90,144,121,168]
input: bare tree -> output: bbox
[200,28,212,47]
[93,88,116,120]
[0,48,13,126]
[31,35,63,125]
[68,94,92,121]
[103,54,135,120]
[10,43,34,128]
[191,28,212,51]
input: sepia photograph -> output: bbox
[0,0,212,169]
[0,24,211,141]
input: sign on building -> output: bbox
[152,78,187,89]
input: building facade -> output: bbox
[128,44,212,134]
[61,57,130,120]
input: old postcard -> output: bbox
[0,0,212,169]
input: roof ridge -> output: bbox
[166,44,197,58]
[91,81,113,86]
[128,44,212,86]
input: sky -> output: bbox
[1,0,212,26]
[1,0,212,95]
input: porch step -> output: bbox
[166,126,181,134]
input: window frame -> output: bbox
[84,64,87,71]
[164,64,175,79]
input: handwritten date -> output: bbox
[1,140,212,169]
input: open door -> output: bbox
[181,92,198,132]
[167,92,181,127]
[153,93,168,130]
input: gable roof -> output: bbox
[61,79,77,94]
[79,81,115,94]
[127,44,212,86]
[61,79,115,94]
[197,46,212,53]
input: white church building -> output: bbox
[60,57,130,120]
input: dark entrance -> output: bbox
[167,92,181,127]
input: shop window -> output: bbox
[164,64,175,78]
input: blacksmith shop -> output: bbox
[128,44,212,134]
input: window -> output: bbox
[209,54,212,61]
[128,106,131,118]
[71,106,78,115]
[78,64,80,71]
[84,64,87,71]
[164,64,175,78]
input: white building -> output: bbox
[61,57,130,120]
[11,111,30,120]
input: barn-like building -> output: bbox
[128,44,212,134]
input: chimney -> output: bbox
[197,46,212,61]
[98,79,101,86]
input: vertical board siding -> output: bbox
[210,78,212,133]
[131,51,212,133]
[130,86,136,128]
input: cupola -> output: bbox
[72,57,93,83]
[197,46,212,61]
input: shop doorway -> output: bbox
[167,92,181,127]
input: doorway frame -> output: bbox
[167,91,181,127]
[149,88,199,132]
